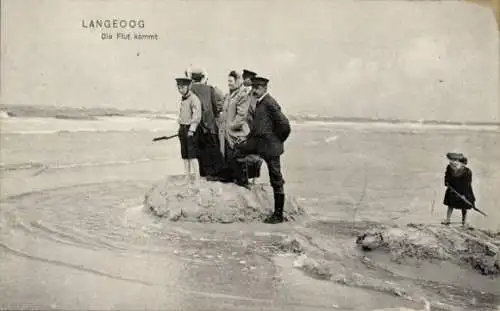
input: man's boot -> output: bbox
[264,193,285,224]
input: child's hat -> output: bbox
[446,152,468,165]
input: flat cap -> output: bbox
[190,68,206,80]
[242,69,257,79]
[175,77,192,85]
[251,76,269,87]
[446,152,468,165]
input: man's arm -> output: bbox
[266,100,291,142]
[211,86,225,116]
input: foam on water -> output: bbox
[0,116,179,135]
[1,116,500,310]
[1,115,499,135]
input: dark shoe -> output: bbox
[264,193,285,224]
[235,180,250,190]
[206,176,221,182]
[263,214,283,224]
[218,177,233,183]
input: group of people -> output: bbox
[172,67,478,226]
[174,67,291,224]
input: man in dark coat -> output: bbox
[235,76,291,224]
[189,68,225,180]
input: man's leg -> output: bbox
[179,125,191,184]
[232,139,257,188]
[190,158,200,186]
[199,132,222,178]
[207,132,224,177]
[224,142,248,188]
[263,156,285,224]
[196,132,207,177]
[183,160,191,184]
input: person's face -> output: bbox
[252,85,266,97]
[450,160,464,170]
[228,76,238,91]
[243,77,252,87]
[177,84,189,95]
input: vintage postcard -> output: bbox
[1,0,499,310]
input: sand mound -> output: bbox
[356,223,500,276]
[271,234,415,301]
[271,226,500,310]
[144,175,306,223]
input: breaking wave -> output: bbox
[2,118,498,136]
[2,105,498,134]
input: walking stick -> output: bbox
[152,134,178,142]
[446,184,487,216]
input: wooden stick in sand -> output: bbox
[446,183,487,216]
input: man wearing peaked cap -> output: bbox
[242,69,257,80]
[251,76,269,87]
[242,69,257,94]
[234,75,292,224]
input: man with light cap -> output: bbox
[242,69,257,95]
[242,69,258,125]
[187,68,225,180]
[235,76,291,224]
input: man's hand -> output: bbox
[188,130,194,137]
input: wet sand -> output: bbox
[1,124,500,310]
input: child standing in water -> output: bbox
[442,152,476,227]
[175,77,202,185]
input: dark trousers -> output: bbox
[223,142,239,181]
[197,131,223,177]
[220,141,263,183]
[235,139,285,194]
[178,125,198,159]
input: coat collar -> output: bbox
[257,92,268,103]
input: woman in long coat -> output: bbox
[218,71,251,183]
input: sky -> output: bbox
[1,0,499,122]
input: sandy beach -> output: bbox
[1,0,499,308]
[1,115,499,310]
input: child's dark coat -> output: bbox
[443,164,476,209]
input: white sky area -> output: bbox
[1,0,499,122]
